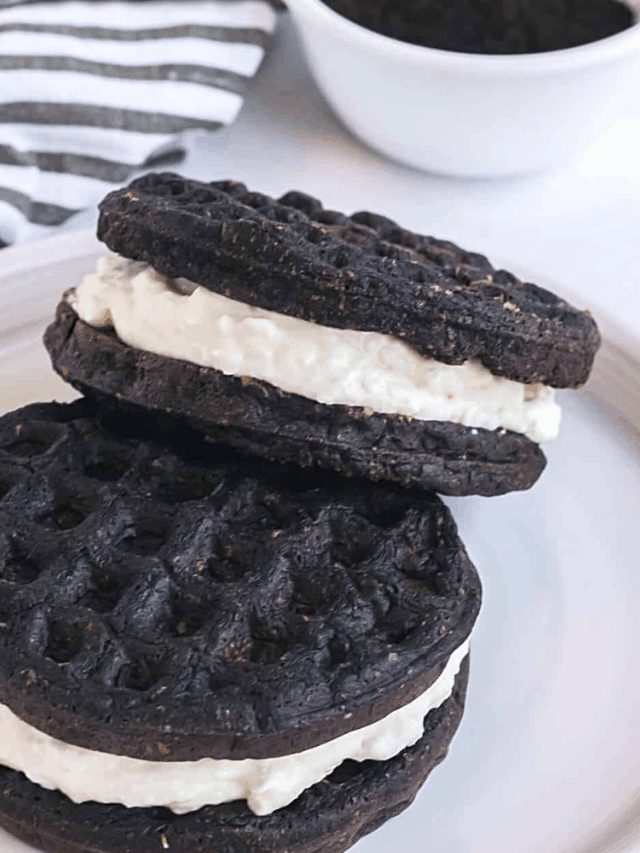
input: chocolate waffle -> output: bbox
[45,173,600,495]
[0,661,468,853]
[0,398,479,851]
[96,173,599,387]
[0,399,479,759]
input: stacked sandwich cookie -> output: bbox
[0,400,479,853]
[46,174,599,497]
[0,173,600,853]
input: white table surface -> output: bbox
[58,12,640,345]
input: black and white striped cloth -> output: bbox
[0,0,278,245]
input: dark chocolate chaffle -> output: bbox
[45,173,600,496]
[0,399,479,853]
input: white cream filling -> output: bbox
[0,642,468,816]
[70,254,561,443]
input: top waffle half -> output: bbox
[98,172,600,388]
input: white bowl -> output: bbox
[286,0,640,177]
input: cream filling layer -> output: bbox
[0,642,468,817]
[69,254,561,443]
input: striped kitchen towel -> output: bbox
[0,0,279,245]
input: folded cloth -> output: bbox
[0,0,278,245]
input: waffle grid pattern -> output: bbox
[0,401,480,760]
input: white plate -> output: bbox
[0,233,639,853]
